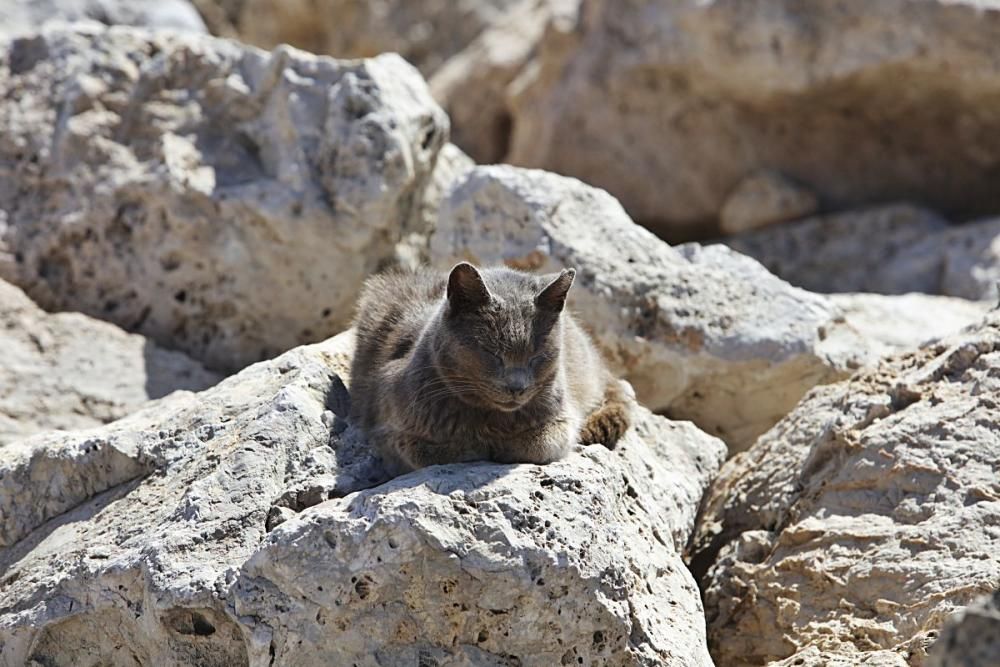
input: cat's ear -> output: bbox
[447,262,492,313]
[536,268,576,313]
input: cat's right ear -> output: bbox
[447,262,491,313]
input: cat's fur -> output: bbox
[349,262,631,474]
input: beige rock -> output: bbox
[693,313,1000,665]
[718,170,818,235]
[191,0,520,77]
[0,329,726,665]
[0,0,206,40]
[503,0,1000,237]
[830,292,989,359]
[0,25,448,371]
[429,165,877,450]
[0,277,219,446]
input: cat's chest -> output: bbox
[416,397,553,440]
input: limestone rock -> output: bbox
[429,164,875,450]
[0,330,727,665]
[0,25,448,371]
[693,313,1000,665]
[0,0,206,40]
[718,170,818,235]
[190,0,521,77]
[928,590,1000,667]
[829,293,988,359]
[726,206,1000,301]
[723,205,951,295]
[0,277,219,446]
[503,0,1000,237]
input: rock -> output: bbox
[0,25,448,371]
[190,0,521,77]
[429,164,875,450]
[928,590,1000,667]
[725,206,1000,301]
[0,277,219,446]
[829,293,989,359]
[430,0,574,164]
[718,170,818,235]
[0,329,726,665]
[692,313,1000,665]
[501,0,1000,237]
[0,0,206,40]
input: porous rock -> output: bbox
[0,277,219,446]
[0,329,726,665]
[0,0,206,40]
[693,313,1000,665]
[0,24,448,371]
[503,0,1000,236]
[429,164,875,450]
[190,0,520,77]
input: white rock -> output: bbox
[718,170,818,235]
[693,313,1000,665]
[0,329,727,665]
[0,25,448,371]
[0,277,219,446]
[0,0,206,40]
[429,164,875,450]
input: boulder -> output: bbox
[693,312,1000,665]
[829,293,988,359]
[928,590,1000,667]
[726,206,1000,301]
[500,0,1000,237]
[0,0,206,41]
[718,170,818,235]
[0,24,448,371]
[0,329,727,665]
[429,164,877,450]
[0,277,219,446]
[190,0,521,77]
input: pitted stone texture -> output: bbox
[0,329,725,666]
[430,165,874,450]
[0,25,448,371]
[693,314,1000,666]
[0,0,206,40]
[502,0,1000,237]
[0,277,219,446]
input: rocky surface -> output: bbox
[191,0,520,77]
[829,293,988,359]
[928,590,1000,667]
[0,24,448,371]
[693,312,1000,665]
[429,164,879,450]
[0,0,206,40]
[726,205,1000,301]
[493,0,1000,237]
[0,276,219,446]
[0,329,727,666]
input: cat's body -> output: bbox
[350,263,631,474]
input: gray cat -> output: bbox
[349,262,631,474]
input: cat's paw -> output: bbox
[579,403,631,449]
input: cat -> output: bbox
[349,262,632,474]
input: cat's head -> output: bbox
[433,262,575,412]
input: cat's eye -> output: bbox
[529,354,546,368]
[485,349,504,366]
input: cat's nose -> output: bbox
[504,369,530,396]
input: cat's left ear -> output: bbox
[536,268,576,313]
